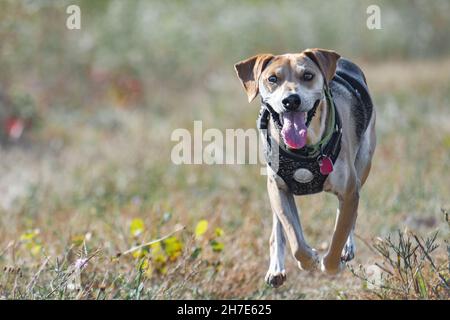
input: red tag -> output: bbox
[319,156,334,175]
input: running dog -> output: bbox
[234,48,376,287]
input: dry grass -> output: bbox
[1,0,449,300]
[1,58,449,299]
[350,211,449,299]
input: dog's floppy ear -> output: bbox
[303,48,340,84]
[234,54,274,103]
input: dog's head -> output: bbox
[234,48,340,149]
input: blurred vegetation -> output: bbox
[0,0,449,299]
[1,0,450,115]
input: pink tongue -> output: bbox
[281,111,307,149]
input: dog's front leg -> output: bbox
[265,213,287,287]
[321,188,359,275]
[341,226,356,262]
[267,175,319,272]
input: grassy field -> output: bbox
[0,1,449,299]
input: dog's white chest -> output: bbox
[293,168,314,183]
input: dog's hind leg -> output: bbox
[339,112,376,264]
[265,213,287,287]
[267,172,320,273]
[340,113,376,263]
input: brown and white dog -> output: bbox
[234,48,376,287]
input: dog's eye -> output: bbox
[268,75,278,84]
[303,72,314,81]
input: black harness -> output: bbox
[257,71,370,196]
[258,86,342,195]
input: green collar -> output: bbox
[306,86,338,157]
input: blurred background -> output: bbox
[0,0,449,299]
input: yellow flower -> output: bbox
[151,242,167,264]
[130,218,145,237]
[210,240,224,253]
[139,259,154,278]
[132,248,147,259]
[20,229,39,242]
[30,244,42,256]
[195,220,208,238]
[164,236,183,261]
[214,227,224,237]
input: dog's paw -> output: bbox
[297,249,320,271]
[320,256,346,275]
[265,270,286,288]
[341,235,356,262]
[341,243,355,262]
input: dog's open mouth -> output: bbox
[280,111,308,149]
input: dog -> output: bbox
[234,48,376,287]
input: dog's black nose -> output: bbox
[282,94,301,110]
